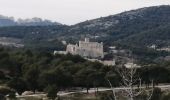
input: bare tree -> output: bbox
[107,63,154,100]
[107,79,117,100]
[118,64,153,100]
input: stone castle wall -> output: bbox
[66,38,104,58]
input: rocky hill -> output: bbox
[66,5,170,47]
[0,5,170,51]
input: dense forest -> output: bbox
[0,47,169,99]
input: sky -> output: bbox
[0,0,169,25]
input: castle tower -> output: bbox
[66,38,104,59]
[85,38,89,42]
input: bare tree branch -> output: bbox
[107,79,117,100]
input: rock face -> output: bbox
[0,15,61,26]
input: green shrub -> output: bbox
[0,87,12,95]
[0,87,14,100]
[135,91,148,100]
[161,93,170,100]
[45,85,58,100]
[8,91,16,100]
[0,94,5,100]
[151,88,162,100]
[98,91,114,100]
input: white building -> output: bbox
[54,38,104,58]
[87,58,116,66]
[124,63,140,68]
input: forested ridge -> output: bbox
[0,48,169,98]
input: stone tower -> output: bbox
[66,38,104,59]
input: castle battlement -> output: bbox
[66,38,104,58]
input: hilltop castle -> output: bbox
[54,38,104,59]
[67,38,104,58]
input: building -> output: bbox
[53,38,118,65]
[54,51,67,55]
[54,38,104,59]
[66,38,104,58]
[87,58,116,66]
[124,63,140,68]
[157,47,170,52]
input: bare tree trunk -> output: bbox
[107,79,117,100]
[86,88,89,94]
[147,80,154,100]
[86,85,89,94]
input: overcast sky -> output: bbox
[0,0,169,25]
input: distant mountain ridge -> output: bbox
[0,15,16,26]
[0,5,170,50]
[0,15,62,26]
[65,5,170,47]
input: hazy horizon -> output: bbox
[0,0,170,25]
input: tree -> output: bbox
[39,67,73,90]
[7,77,27,95]
[0,94,5,100]
[161,92,170,100]
[7,91,17,100]
[89,71,105,93]
[151,88,162,100]
[108,63,154,100]
[46,85,58,100]
[140,66,170,87]
[74,68,95,93]
[106,72,120,100]
[120,64,154,100]
[23,65,40,93]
